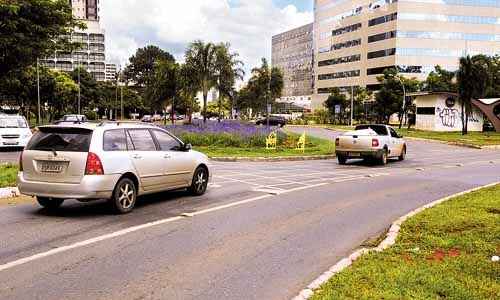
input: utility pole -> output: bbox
[77,61,81,115]
[267,68,271,129]
[350,85,354,126]
[37,58,41,125]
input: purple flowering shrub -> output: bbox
[165,121,286,147]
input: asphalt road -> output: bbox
[0,128,499,300]
[0,149,22,164]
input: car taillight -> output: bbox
[85,152,104,175]
[19,151,23,172]
[372,138,379,147]
[335,138,340,147]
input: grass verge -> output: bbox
[0,164,18,188]
[197,135,335,158]
[397,128,500,146]
[312,184,500,300]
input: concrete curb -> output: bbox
[292,181,500,300]
[0,187,20,199]
[210,155,336,162]
[403,137,500,150]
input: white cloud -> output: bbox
[101,0,312,79]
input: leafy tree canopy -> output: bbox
[124,45,175,87]
[0,0,84,80]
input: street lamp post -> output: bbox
[37,58,41,125]
[77,61,81,115]
[267,69,271,130]
[350,85,354,126]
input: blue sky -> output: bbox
[273,0,313,11]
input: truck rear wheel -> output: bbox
[338,155,347,165]
[380,150,388,165]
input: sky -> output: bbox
[100,0,314,80]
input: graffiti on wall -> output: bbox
[436,107,480,128]
[437,107,459,128]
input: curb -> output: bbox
[292,181,500,300]
[0,187,20,199]
[404,137,500,150]
[210,155,337,162]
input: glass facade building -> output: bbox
[312,0,500,110]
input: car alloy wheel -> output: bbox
[110,178,137,214]
[190,167,208,196]
[119,182,135,209]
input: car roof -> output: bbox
[39,121,162,131]
[0,114,25,118]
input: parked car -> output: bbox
[335,124,406,165]
[256,116,286,127]
[141,115,153,123]
[0,114,32,148]
[18,122,210,213]
[55,114,88,125]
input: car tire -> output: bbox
[109,178,137,214]
[398,146,406,161]
[380,149,388,165]
[37,197,64,210]
[189,166,209,196]
[338,155,347,165]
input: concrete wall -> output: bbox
[415,94,483,132]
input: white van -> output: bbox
[0,114,32,148]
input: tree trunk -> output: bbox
[203,87,208,125]
[171,98,175,125]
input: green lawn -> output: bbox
[0,164,18,188]
[196,136,335,158]
[312,184,500,300]
[397,128,500,146]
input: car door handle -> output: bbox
[132,154,142,159]
[164,154,171,159]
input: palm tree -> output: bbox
[185,40,217,124]
[457,55,488,135]
[214,43,244,121]
[177,63,199,123]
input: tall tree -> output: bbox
[214,43,244,120]
[457,55,489,135]
[424,65,457,92]
[324,87,348,124]
[247,58,284,115]
[124,45,175,88]
[146,60,178,122]
[177,63,200,123]
[185,40,218,123]
[0,0,84,81]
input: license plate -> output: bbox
[349,152,361,157]
[40,162,64,173]
[3,142,18,145]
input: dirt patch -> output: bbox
[0,195,34,206]
[427,248,461,261]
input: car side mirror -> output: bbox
[183,143,192,151]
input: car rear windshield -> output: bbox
[355,125,388,135]
[26,127,92,152]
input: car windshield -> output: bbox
[355,125,388,135]
[26,127,92,152]
[0,117,28,128]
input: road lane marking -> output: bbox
[0,216,184,273]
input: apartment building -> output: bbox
[41,0,106,81]
[312,0,500,110]
[105,63,117,82]
[272,23,315,107]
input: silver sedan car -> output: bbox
[18,122,210,213]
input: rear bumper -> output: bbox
[17,173,120,200]
[336,149,384,159]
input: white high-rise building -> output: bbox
[41,0,106,81]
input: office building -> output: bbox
[41,0,106,81]
[272,23,314,109]
[312,0,500,109]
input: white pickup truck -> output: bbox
[335,124,406,165]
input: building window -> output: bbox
[399,0,500,8]
[368,31,396,43]
[367,66,396,75]
[367,48,396,59]
[369,12,397,26]
[397,31,500,42]
[332,38,361,51]
[318,70,360,80]
[332,23,362,36]
[399,13,499,25]
[318,54,361,67]
[317,86,354,94]
[417,107,436,115]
